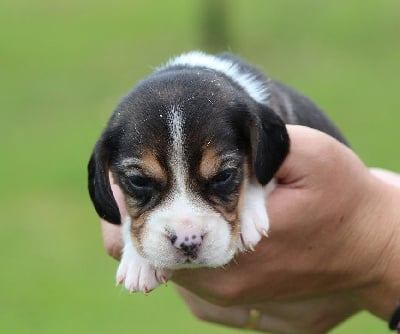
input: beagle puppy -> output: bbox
[88,51,347,293]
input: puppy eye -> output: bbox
[212,169,235,185]
[128,174,152,190]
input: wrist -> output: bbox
[353,178,400,321]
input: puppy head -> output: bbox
[88,63,289,268]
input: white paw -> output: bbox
[239,204,269,251]
[116,255,170,293]
[116,217,171,293]
[116,237,171,293]
[238,181,274,252]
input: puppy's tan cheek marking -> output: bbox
[233,176,248,239]
[128,210,150,256]
[214,202,241,244]
[226,162,250,240]
[209,189,241,240]
[199,147,221,179]
[123,196,148,255]
[200,147,242,237]
[213,203,239,224]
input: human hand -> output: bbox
[176,286,359,334]
[171,125,400,332]
[101,125,400,333]
[370,168,400,188]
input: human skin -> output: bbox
[100,125,400,334]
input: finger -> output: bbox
[267,125,361,231]
[176,286,348,334]
[98,172,126,260]
[274,125,346,182]
[267,126,335,224]
[101,219,123,260]
[370,168,400,188]
[176,286,250,328]
[255,296,359,334]
[176,286,290,333]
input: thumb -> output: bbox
[273,125,337,182]
[266,125,339,230]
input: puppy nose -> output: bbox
[169,234,203,257]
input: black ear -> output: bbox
[249,105,290,185]
[87,139,121,224]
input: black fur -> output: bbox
[88,52,346,224]
[88,137,121,224]
[248,104,290,184]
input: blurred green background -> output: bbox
[1,0,399,333]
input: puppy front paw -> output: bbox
[238,182,273,252]
[239,205,269,252]
[116,258,171,293]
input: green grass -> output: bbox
[1,0,399,333]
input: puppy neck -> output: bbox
[161,51,270,106]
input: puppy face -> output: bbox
[88,56,289,269]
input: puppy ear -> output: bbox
[249,105,290,185]
[88,140,121,224]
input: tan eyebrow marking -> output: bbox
[120,153,167,182]
[140,152,167,181]
[199,148,221,180]
[199,149,242,180]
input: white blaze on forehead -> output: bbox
[163,51,269,105]
[165,105,214,219]
[167,105,187,192]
